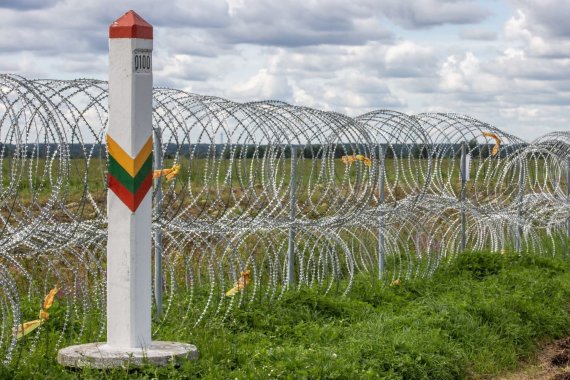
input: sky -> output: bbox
[0,0,569,140]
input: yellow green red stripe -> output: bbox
[107,134,153,212]
[108,154,152,194]
[107,134,153,177]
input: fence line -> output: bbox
[0,74,569,361]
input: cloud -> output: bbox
[159,31,232,58]
[459,28,497,41]
[380,0,490,29]
[0,52,50,78]
[322,72,406,111]
[507,0,570,38]
[228,69,293,100]
[219,43,408,113]
[215,0,393,47]
[290,78,405,116]
[384,41,436,77]
[0,0,569,140]
[439,52,481,92]
[429,41,570,136]
[57,53,107,75]
[0,0,59,10]
[123,1,231,29]
[504,6,570,58]
[490,49,570,81]
[154,53,223,86]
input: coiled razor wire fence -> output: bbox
[0,74,569,362]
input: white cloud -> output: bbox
[0,0,569,140]
[380,0,490,29]
[507,0,570,38]
[459,28,497,41]
[215,0,393,47]
[155,54,219,82]
[229,69,293,100]
[384,41,436,77]
[504,8,570,58]
[0,0,58,10]
[439,52,481,92]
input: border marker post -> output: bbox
[57,10,197,368]
[106,7,154,350]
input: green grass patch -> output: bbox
[4,251,570,379]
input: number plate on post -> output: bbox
[133,49,152,74]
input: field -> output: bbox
[4,251,570,379]
[3,75,570,379]
[3,154,556,216]
[2,152,569,379]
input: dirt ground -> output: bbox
[498,337,570,380]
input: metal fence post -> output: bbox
[153,127,163,319]
[564,157,570,254]
[460,142,467,252]
[378,147,386,279]
[566,158,570,241]
[287,146,297,287]
[515,158,524,253]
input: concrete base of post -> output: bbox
[57,341,198,369]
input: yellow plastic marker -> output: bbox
[225,270,251,297]
[17,286,58,339]
[153,164,181,182]
[341,154,372,167]
[482,132,501,157]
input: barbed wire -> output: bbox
[0,74,569,362]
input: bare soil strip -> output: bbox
[498,337,570,380]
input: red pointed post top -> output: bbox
[109,10,153,40]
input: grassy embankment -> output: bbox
[4,251,570,379]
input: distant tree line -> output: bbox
[0,142,523,160]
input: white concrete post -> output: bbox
[57,10,197,368]
[106,10,154,349]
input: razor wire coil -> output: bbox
[0,74,569,361]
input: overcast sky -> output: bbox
[0,0,568,139]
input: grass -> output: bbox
[3,155,556,225]
[4,251,570,379]
[1,152,566,378]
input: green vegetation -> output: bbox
[3,154,557,209]
[5,252,570,379]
